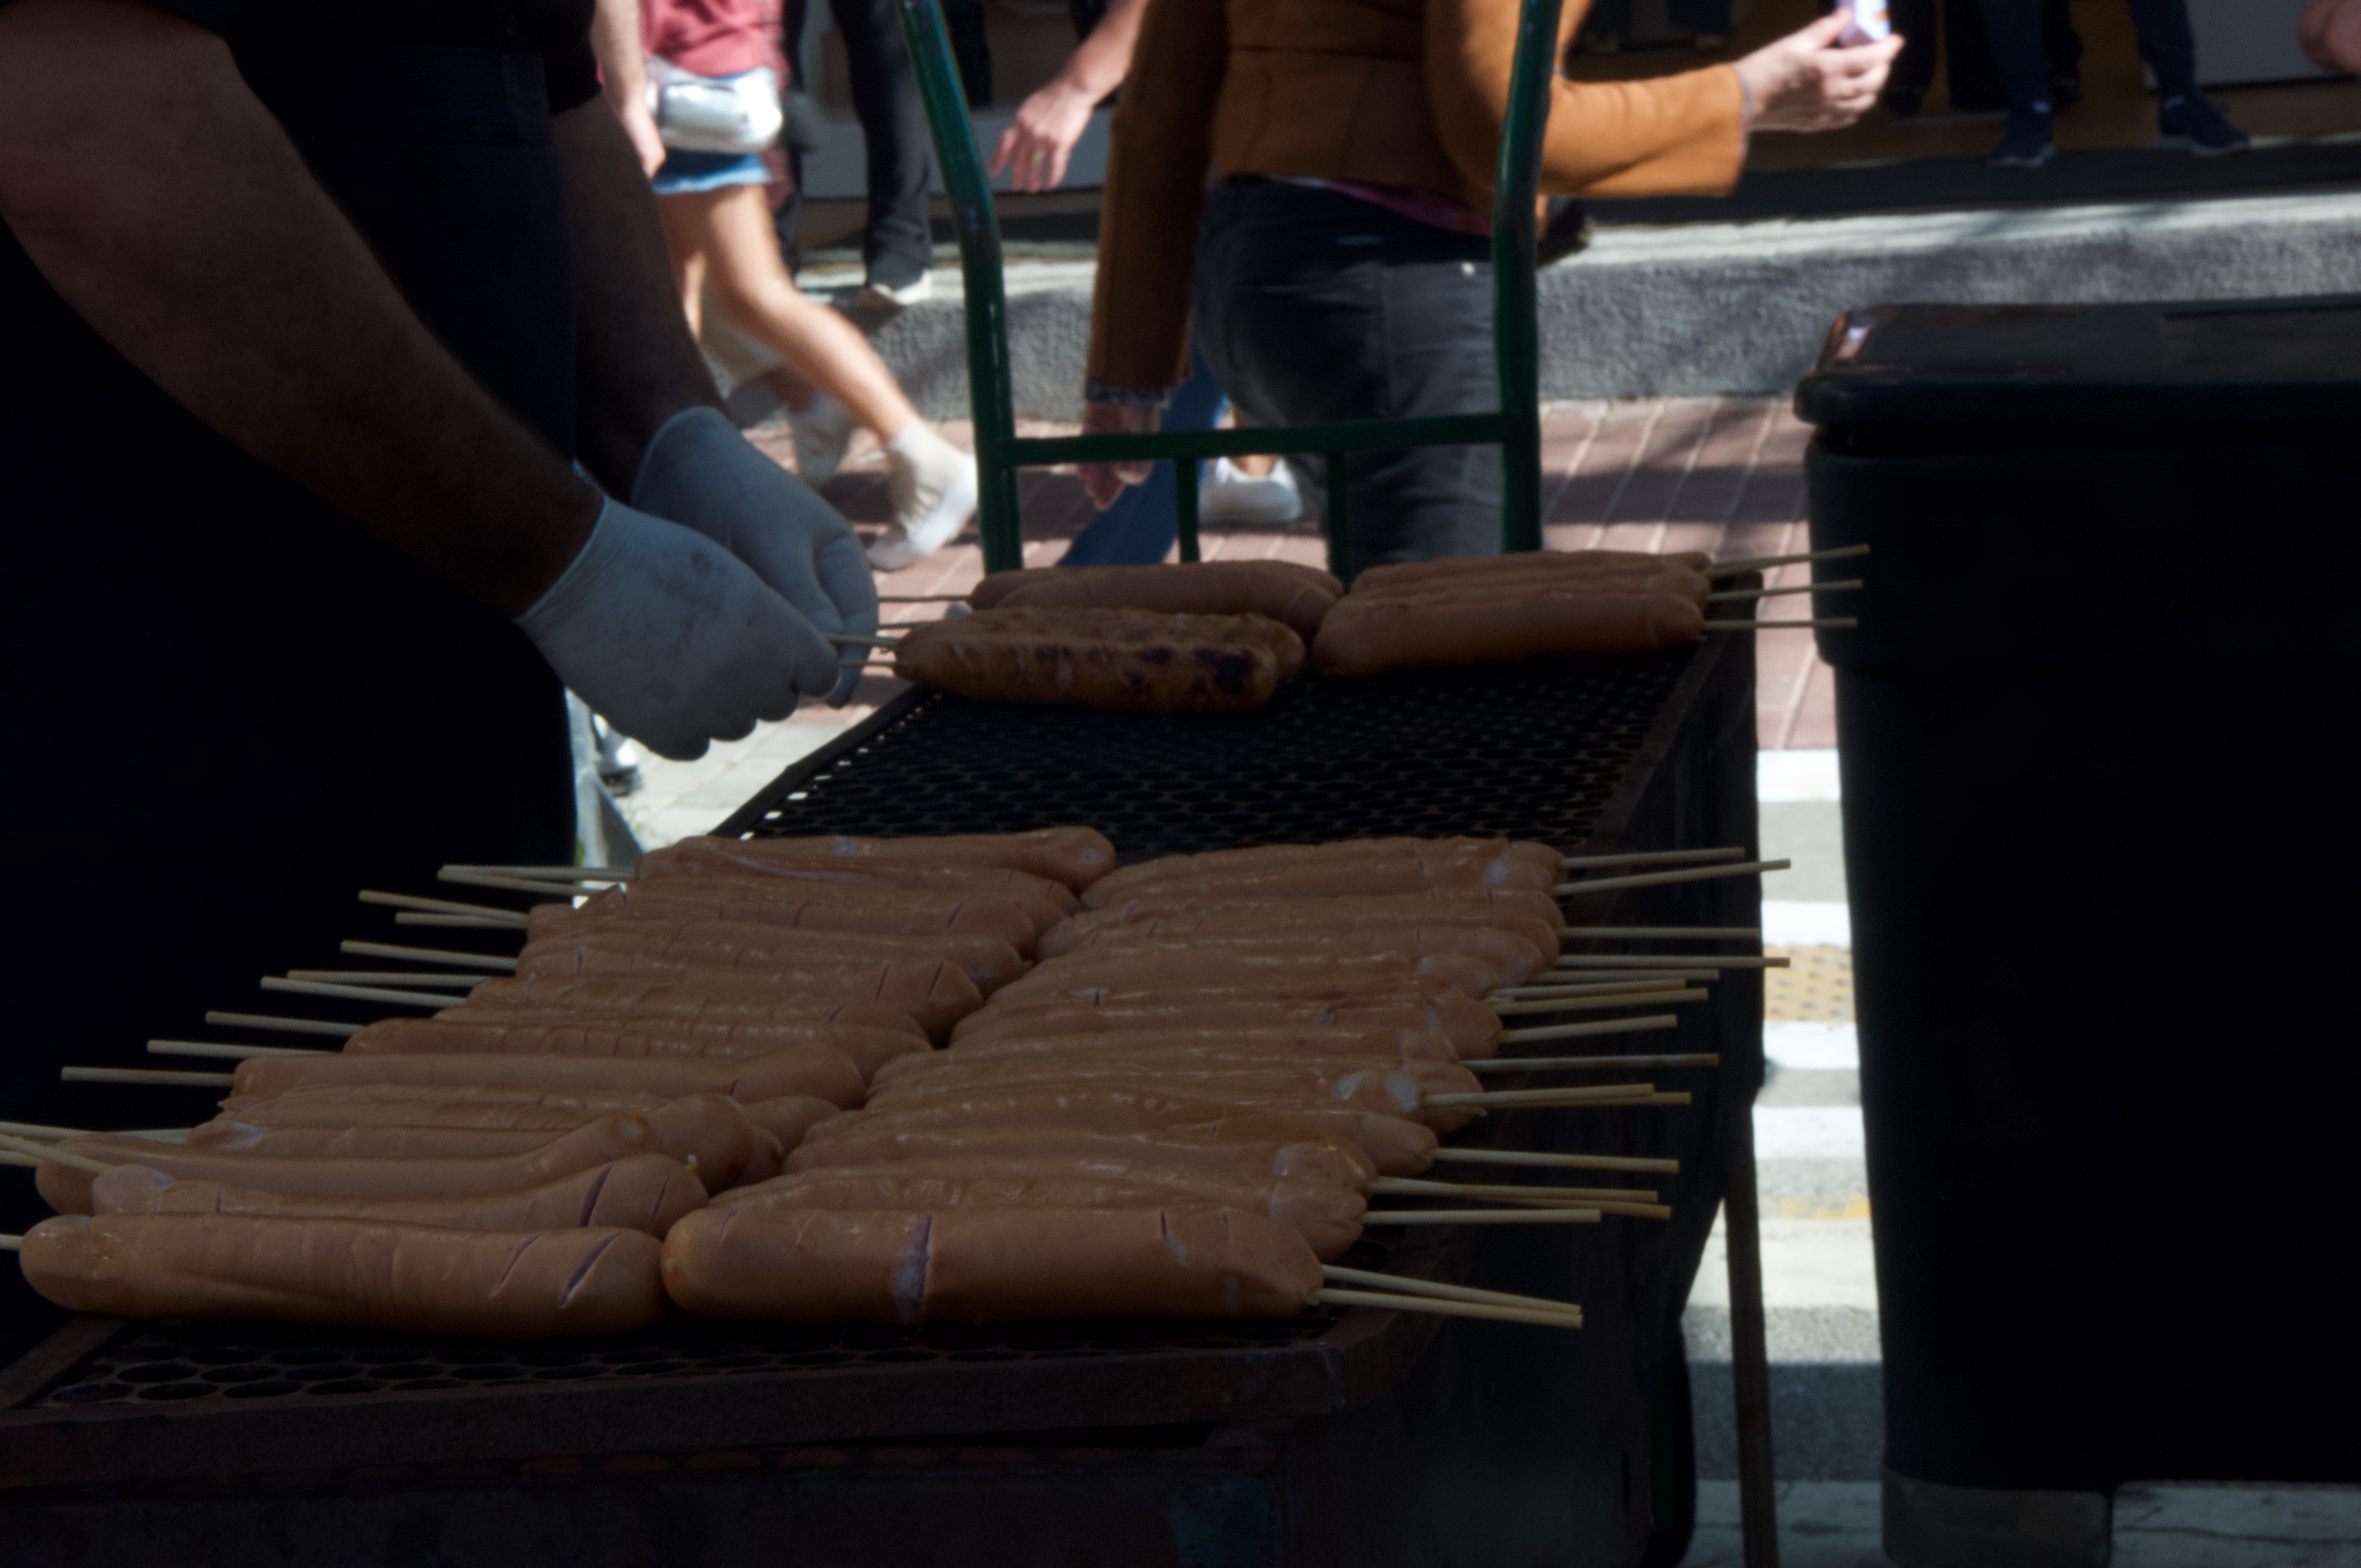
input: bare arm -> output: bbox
[553,95,724,494]
[0,0,594,614]
[988,0,1151,192]
[590,0,668,176]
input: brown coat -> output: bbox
[1087,0,1749,389]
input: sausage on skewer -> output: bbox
[508,947,983,1040]
[561,880,1041,956]
[678,827,1116,892]
[888,608,1288,714]
[90,1153,708,1237]
[526,909,1030,989]
[284,1036,867,1103]
[972,561,1341,638]
[21,1213,667,1337]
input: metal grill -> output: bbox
[36,1308,1348,1411]
[722,654,1695,854]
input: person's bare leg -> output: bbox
[673,184,922,443]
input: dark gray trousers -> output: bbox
[1190,179,1504,575]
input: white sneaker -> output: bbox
[859,271,935,309]
[867,423,978,571]
[1200,455,1303,525]
[788,393,856,489]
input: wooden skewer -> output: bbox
[0,1234,18,1249]
[206,1011,362,1039]
[823,631,903,649]
[1555,954,1786,969]
[1467,1052,1719,1072]
[1310,1286,1580,1330]
[1559,925,1760,939]
[0,1120,88,1141]
[1431,1147,1678,1174]
[1369,1178,1656,1205]
[1558,847,1745,870]
[1490,989,1708,1017]
[0,1156,33,1170]
[0,1131,108,1173]
[1496,1015,1680,1044]
[1489,977,1708,1000]
[1319,1263,1584,1317]
[438,869,592,898]
[1704,542,1869,578]
[260,977,455,1008]
[150,1039,328,1060]
[361,890,528,926]
[1552,858,1789,897]
[285,971,485,988]
[396,913,524,930]
[1370,1182,1672,1219]
[341,941,519,972]
[1361,1209,1601,1226]
[1428,1081,1655,1108]
[1702,618,1859,632]
[442,866,634,881]
[63,1066,235,1087]
[1705,578,1864,603]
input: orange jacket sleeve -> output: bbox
[1085,0,1228,390]
[1424,0,1748,202]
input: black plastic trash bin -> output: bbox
[1794,296,2361,1568]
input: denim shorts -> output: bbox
[651,149,769,195]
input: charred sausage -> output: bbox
[975,562,1340,638]
[889,608,1285,713]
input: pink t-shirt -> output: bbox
[641,0,783,79]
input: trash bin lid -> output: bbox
[1794,295,2361,429]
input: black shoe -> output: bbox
[2159,93,2251,156]
[1989,105,2057,167]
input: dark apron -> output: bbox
[0,42,578,1357]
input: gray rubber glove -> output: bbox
[632,405,879,705]
[516,498,837,761]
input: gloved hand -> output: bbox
[516,498,839,761]
[632,405,879,704]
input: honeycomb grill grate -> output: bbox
[736,656,1694,856]
[36,1310,1346,1409]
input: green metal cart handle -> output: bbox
[895,0,1559,579]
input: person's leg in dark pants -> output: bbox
[1976,0,2059,164]
[828,0,937,301]
[1883,0,1939,116]
[2041,0,2084,102]
[1193,182,1500,578]
[2124,0,2248,151]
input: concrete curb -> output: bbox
[830,189,2361,416]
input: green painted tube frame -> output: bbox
[895,0,1559,579]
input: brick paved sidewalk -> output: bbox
[623,395,1835,845]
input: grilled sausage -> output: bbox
[37,1112,678,1215]
[451,977,924,1037]
[558,881,1041,957]
[1087,837,1559,900]
[660,1205,1323,1323]
[184,1094,770,1188]
[639,840,1079,932]
[512,946,983,1042]
[525,910,1028,993]
[1350,549,1710,600]
[21,1213,667,1337]
[1312,589,1704,678]
[1351,565,1710,609]
[950,982,1502,1058]
[380,1010,926,1076]
[890,608,1284,714]
[90,1154,708,1237]
[873,1026,1459,1083]
[1031,924,1543,987]
[670,827,1117,892]
[722,1163,1366,1261]
[975,562,1341,638]
[975,603,1308,680]
[300,1035,867,1104]
[785,1129,1378,1186]
[862,1053,1482,1132]
[1079,856,1558,909]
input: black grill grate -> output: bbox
[35,1308,1349,1411]
[726,655,1695,856]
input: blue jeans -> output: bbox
[1059,347,1229,565]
